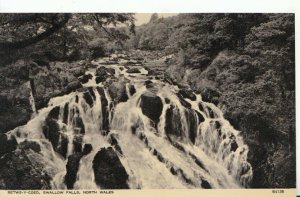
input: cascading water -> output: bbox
[7,55,253,189]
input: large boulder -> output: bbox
[64,152,82,189]
[106,78,129,103]
[139,91,163,127]
[0,145,52,189]
[95,66,115,81]
[42,108,69,158]
[0,65,33,133]
[165,105,201,144]
[92,147,129,189]
[65,80,82,94]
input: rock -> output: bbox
[176,93,191,108]
[64,152,82,189]
[0,80,33,133]
[147,70,157,76]
[201,179,212,189]
[96,87,109,130]
[83,91,94,107]
[95,76,106,84]
[57,134,69,158]
[165,105,199,144]
[63,103,69,124]
[0,148,52,189]
[69,65,86,78]
[106,68,115,76]
[179,89,196,101]
[145,80,154,89]
[128,84,136,96]
[0,134,18,157]
[165,105,184,141]
[72,117,85,134]
[126,68,141,73]
[79,73,93,84]
[48,106,60,120]
[230,138,238,152]
[198,103,215,118]
[18,140,41,153]
[185,109,200,144]
[106,79,128,103]
[92,147,129,189]
[42,118,60,152]
[73,135,83,153]
[165,98,170,104]
[96,66,110,79]
[195,110,205,123]
[201,88,220,105]
[108,133,118,146]
[140,91,163,127]
[82,144,92,155]
[65,80,82,94]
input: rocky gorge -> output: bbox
[0,52,255,189]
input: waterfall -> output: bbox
[27,80,37,117]
[7,56,253,189]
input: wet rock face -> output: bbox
[64,152,82,189]
[176,93,191,109]
[165,106,200,144]
[82,144,93,155]
[96,87,109,130]
[64,143,93,189]
[92,147,129,189]
[128,84,136,96]
[185,109,200,144]
[165,105,185,141]
[43,118,60,150]
[106,79,129,103]
[200,88,220,106]
[79,73,93,84]
[140,91,163,127]
[42,108,71,158]
[179,89,196,101]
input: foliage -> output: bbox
[0,13,135,65]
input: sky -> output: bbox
[134,13,178,26]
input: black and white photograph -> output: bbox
[0,12,296,191]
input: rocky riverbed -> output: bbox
[0,51,295,189]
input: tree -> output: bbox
[0,13,135,65]
[149,13,159,23]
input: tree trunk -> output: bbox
[0,14,71,51]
